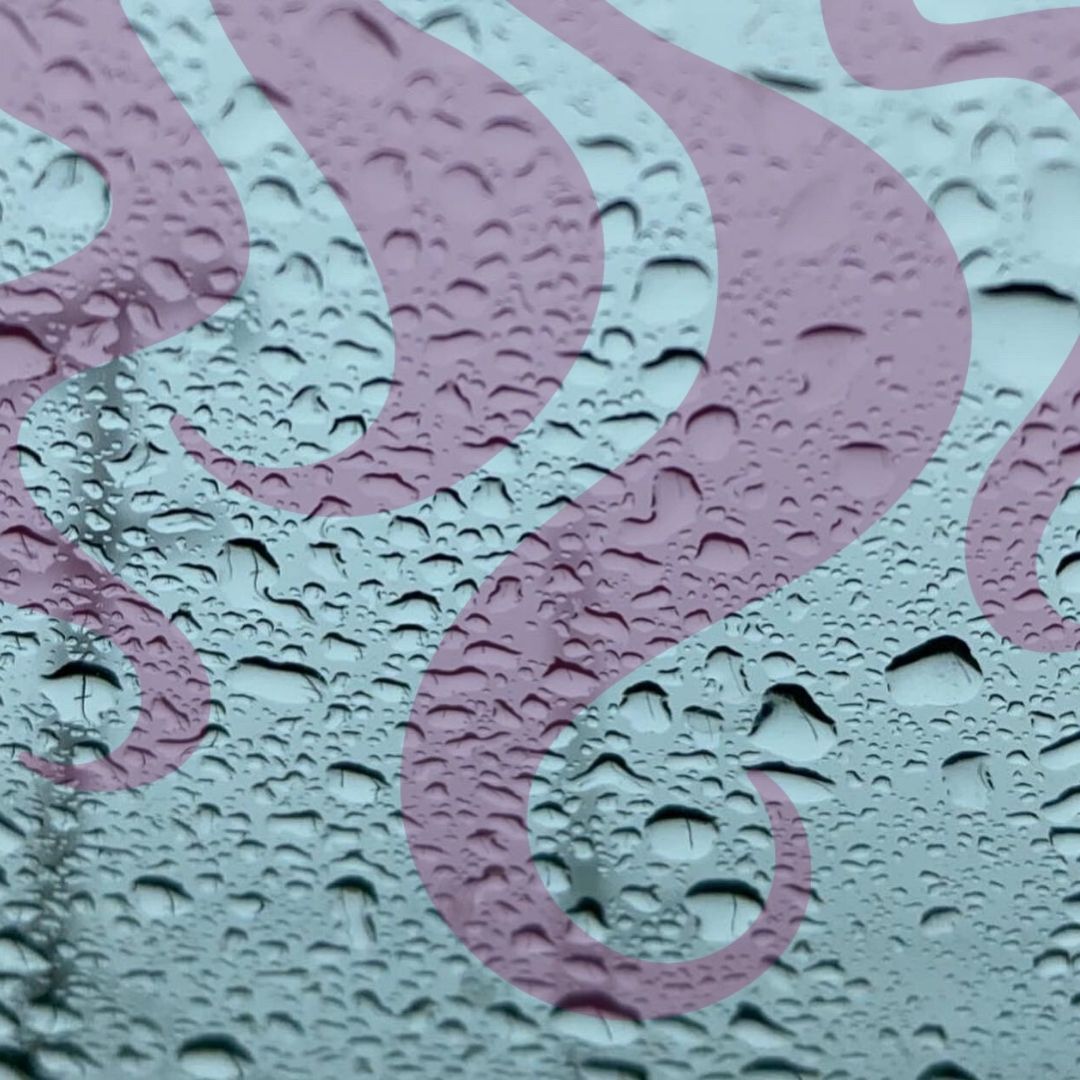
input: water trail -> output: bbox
[0,0,248,790]
[400,0,971,1017]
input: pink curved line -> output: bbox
[822,0,1080,650]
[173,0,603,517]
[400,0,971,1017]
[0,0,248,789]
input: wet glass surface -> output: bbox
[1,1,1080,1076]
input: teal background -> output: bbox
[1,1,1079,1076]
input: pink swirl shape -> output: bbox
[0,0,248,789]
[176,0,603,517]
[399,0,971,1017]
[822,0,1080,650]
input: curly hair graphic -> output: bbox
[176,0,604,517]
[0,0,248,791]
[821,0,1080,652]
[399,0,971,1018]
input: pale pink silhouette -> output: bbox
[177,0,604,516]
[399,0,971,1018]
[0,0,248,790]
[822,0,1080,651]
